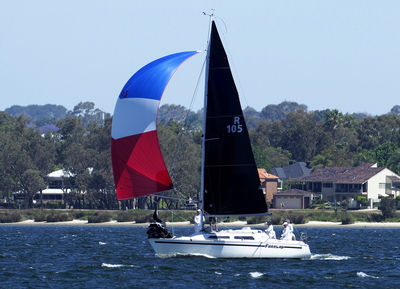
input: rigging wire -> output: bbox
[150,198,195,234]
[168,56,206,175]
[153,54,206,207]
[161,56,206,204]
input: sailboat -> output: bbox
[111,18,311,259]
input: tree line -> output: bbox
[1,101,400,210]
[250,108,400,174]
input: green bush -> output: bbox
[380,197,396,219]
[134,212,153,223]
[287,212,307,224]
[34,210,48,222]
[70,211,86,220]
[0,202,17,209]
[33,210,73,222]
[341,212,355,224]
[46,212,72,222]
[0,212,22,223]
[46,213,58,222]
[352,212,384,222]
[304,210,341,222]
[312,198,325,205]
[114,209,155,223]
[87,211,112,223]
[269,215,283,226]
[116,211,136,222]
[355,196,367,207]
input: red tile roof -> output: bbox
[258,168,279,180]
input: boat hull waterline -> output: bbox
[148,228,311,259]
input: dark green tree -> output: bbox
[264,146,291,169]
[67,101,110,127]
[389,105,400,116]
[0,114,55,207]
[380,197,396,219]
[243,106,262,130]
[252,146,272,172]
[158,122,201,209]
[85,118,116,210]
[279,109,324,162]
[55,116,91,208]
[375,142,398,168]
[355,114,400,151]
[386,147,400,175]
[311,152,334,171]
[260,101,308,122]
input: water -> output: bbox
[1,224,400,288]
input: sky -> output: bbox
[1,1,399,116]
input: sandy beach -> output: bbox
[2,219,400,228]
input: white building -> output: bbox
[290,163,400,205]
[33,169,71,202]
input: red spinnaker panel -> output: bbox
[112,131,173,200]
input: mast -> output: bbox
[199,15,214,229]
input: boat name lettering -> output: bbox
[227,117,243,133]
[266,245,284,249]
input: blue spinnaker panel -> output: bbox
[119,51,200,101]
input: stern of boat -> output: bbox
[146,222,173,239]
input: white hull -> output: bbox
[148,227,311,259]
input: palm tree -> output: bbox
[325,109,345,146]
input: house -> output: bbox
[273,189,314,209]
[289,163,400,207]
[258,169,279,204]
[33,169,71,203]
[272,161,311,182]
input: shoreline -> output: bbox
[1,220,400,228]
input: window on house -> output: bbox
[323,183,333,188]
[379,183,386,190]
[48,180,62,189]
[313,182,322,192]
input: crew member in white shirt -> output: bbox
[194,209,204,233]
[265,220,276,239]
[280,222,292,241]
[286,219,296,240]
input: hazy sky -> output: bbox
[1,1,399,116]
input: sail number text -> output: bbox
[226,117,243,133]
[120,90,129,98]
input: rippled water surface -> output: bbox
[1,225,400,288]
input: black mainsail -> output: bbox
[202,21,268,217]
